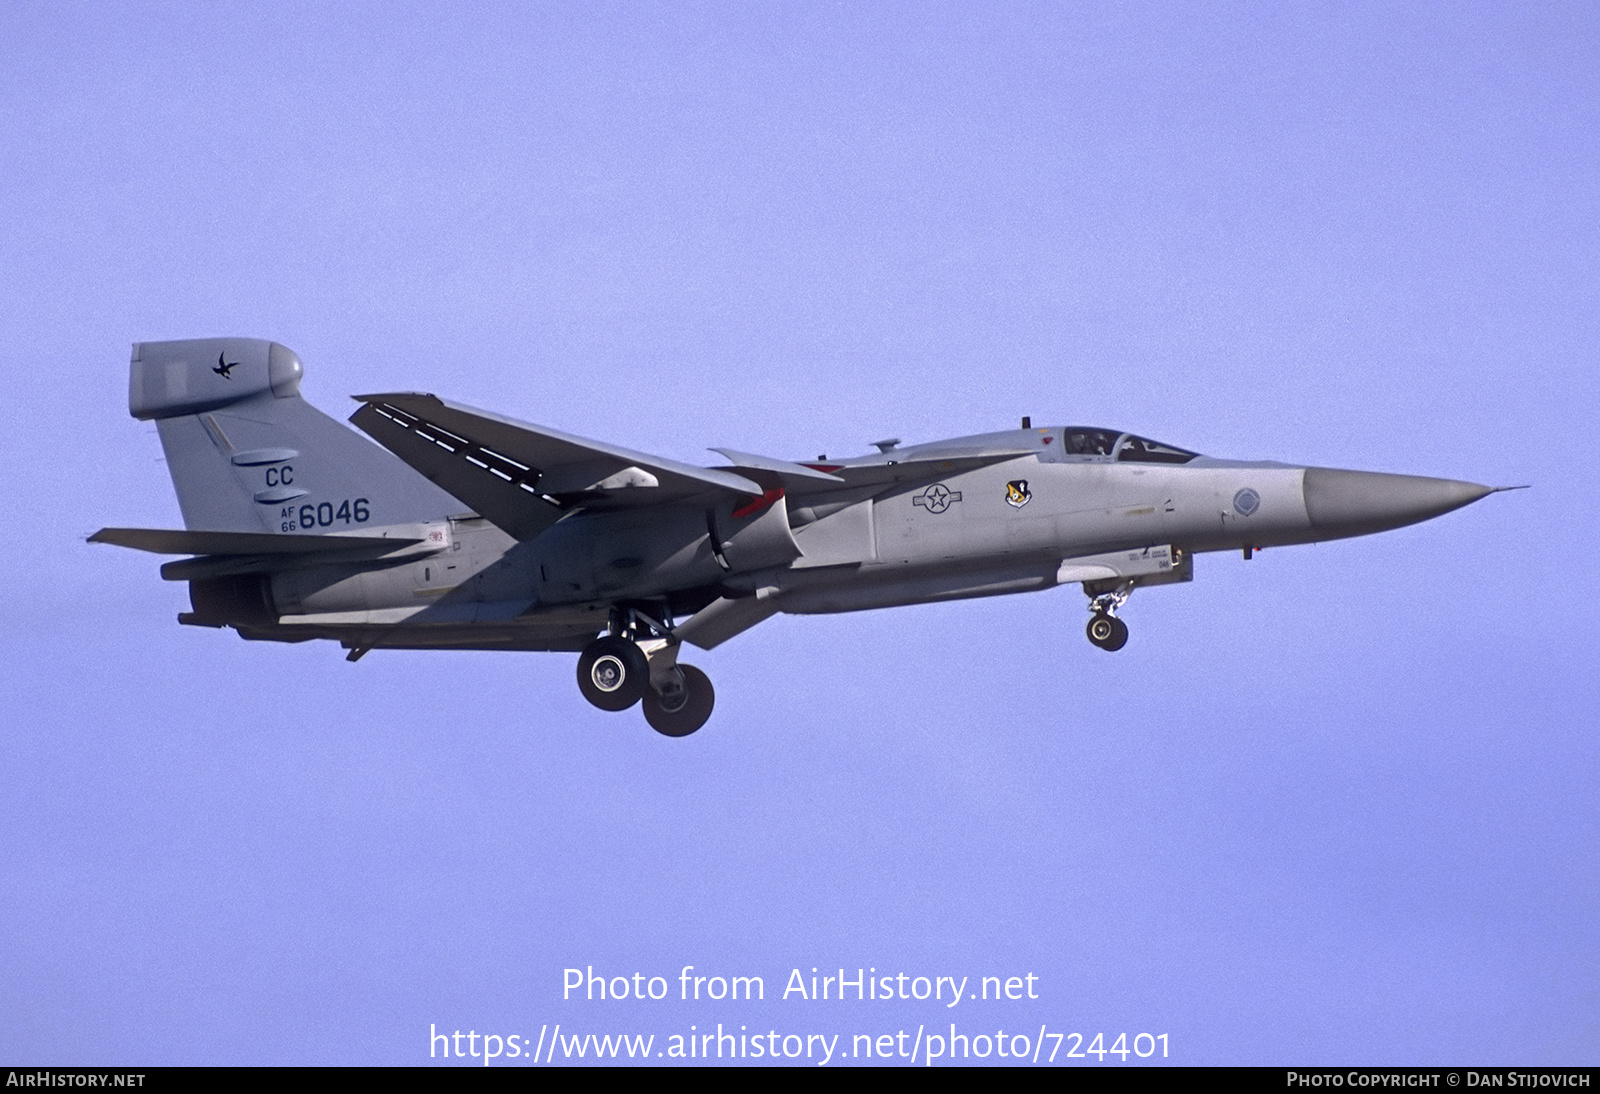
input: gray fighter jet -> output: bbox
[93,338,1513,737]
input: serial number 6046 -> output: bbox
[281,498,370,532]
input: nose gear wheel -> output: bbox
[1087,613,1129,651]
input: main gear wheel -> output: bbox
[576,635,650,710]
[642,664,715,737]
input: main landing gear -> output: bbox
[1085,581,1133,652]
[576,607,715,737]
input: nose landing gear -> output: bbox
[1085,581,1133,652]
[1086,612,1129,651]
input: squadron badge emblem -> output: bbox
[1005,479,1032,508]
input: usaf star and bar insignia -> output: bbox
[912,483,961,513]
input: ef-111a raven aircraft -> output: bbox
[94,338,1511,737]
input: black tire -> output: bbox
[642,664,715,737]
[1103,615,1128,651]
[1087,614,1129,651]
[1087,614,1114,647]
[576,636,650,711]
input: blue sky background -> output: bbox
[3,2,1596,1065]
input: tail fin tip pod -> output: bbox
[129,338,461,534]
[130,338,302,421]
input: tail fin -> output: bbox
[132,338,461,533]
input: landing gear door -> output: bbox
[1058,544,1190,593]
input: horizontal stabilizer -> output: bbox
[89,527,422,556]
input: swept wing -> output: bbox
[350,394,763,539]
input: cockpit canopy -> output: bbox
[1061,429,1199,464]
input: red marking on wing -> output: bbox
[1042,436,1054,445]
[801,464,843,473]
[732,488,785,519]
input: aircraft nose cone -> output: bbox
[1302,468,1493,539]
